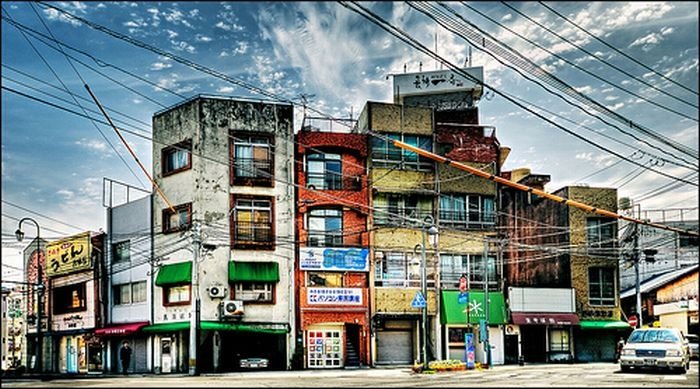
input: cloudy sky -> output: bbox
[2,1,698,281]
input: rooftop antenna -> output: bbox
[419,62,422,72]
[404,64,407,73]
[469,46,472,67]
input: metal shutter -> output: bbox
[376,330,413,364]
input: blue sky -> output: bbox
[2,1,698,281]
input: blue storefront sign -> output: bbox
[299,247,369,272]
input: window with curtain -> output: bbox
[232,134,273,185]
[549,329,570,352]
[306,272,344,287]
[308,208,343,247]
[132,281,147,303]
[162,140,191,176]
[165,284,191,305]
[162,203,192,233]
[113,284,131,305]
[307,153,342,190]
[439,194,495,229]
[233,283,273,302]
[588,267,615,306]
[371,133,432,170]
[233,197,273,247]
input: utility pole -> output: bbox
[189,222,201,376]
[633,223,642,329]
[483,239,491,368]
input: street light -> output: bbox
[419,215,438,370]
[16,217,43,374]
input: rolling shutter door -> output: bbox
[376,330,412,364]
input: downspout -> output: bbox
[150,193,155,373]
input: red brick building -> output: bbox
[294,121,371,368]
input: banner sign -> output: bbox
[465,333,475,369]
[299,247,369,272]
[307,288,363,305]
[46,232,92,277]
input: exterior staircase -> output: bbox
[345,339,361,368]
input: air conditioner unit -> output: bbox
[207,284,227,299]
[222,300,244,318]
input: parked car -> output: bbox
[686,334,699,360]
[619,328,690,373]
[239,357,269,369]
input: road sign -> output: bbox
[459,276,467,292]
[411,291,427,308]
[458,291,468,305]
[628,315,638,327]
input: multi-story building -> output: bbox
[2,287,25,370]
[358,100,439,366]
[500,170,628,363]
[97,179,153,373]
[148,95,295,373]
[45,231,106,374]
[294,117,371,369]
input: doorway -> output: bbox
[504,334,519,364]
[520,326,546,363]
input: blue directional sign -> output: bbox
[457,291,469,305]
[411,291,427,308]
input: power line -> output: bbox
[338,1,699,188]
[1,200,87,232]
[414,1,699,167]
[537,1,699,96]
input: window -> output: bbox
[164,284,191,305]
[439,194,495,229]
[161,140,191,176]
[371,133,432,170]
[162,203,192,233]
[373,194,433,226]
[440,253,498,289]
[112,241,130,264]
[233,283,273,302]
[53,283,86,314]
[232,197,273,248]
[231,134,273,186]
[307,272,343,287]
[589,267,615,306]
[374,252,436,287]
[586,218,616,256]
[114,281,147,305]
[308,208,343,247]
[132,281,147,303]
[549,329,570,352]
[114,284,131,305]
[306,330,342,368]
[306,153,343,190]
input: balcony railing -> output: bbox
[307,231,344,247]
[233,158,273,180]
[374,207,433,227]
[234,221,273,245]
[306,173,362,191]
[438,210,495,230]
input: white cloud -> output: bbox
[233,41,249,55]
[165,29,178,39]
[217,86,235,93]
[75,138,107,152]
[196,34,213,43]
[150,62,172,71]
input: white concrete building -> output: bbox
[149,95,296,373]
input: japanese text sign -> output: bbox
[46,232,91,277]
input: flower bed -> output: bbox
[412,360,467,373]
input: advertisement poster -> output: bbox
[46,232,91,277]
[299,247,369,272]
[465,333,475,369]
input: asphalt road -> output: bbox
[2,362,698,388]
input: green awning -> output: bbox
[580,320,631,330]
[142,322,190,333]
[440,291,507,325]
[155,261,192,286]
[142,321,288,334]
[229,261,279,282]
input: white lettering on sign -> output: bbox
[307,288,363,305]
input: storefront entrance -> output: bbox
[520,326,546,363]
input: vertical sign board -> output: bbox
[465,333,475,369]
